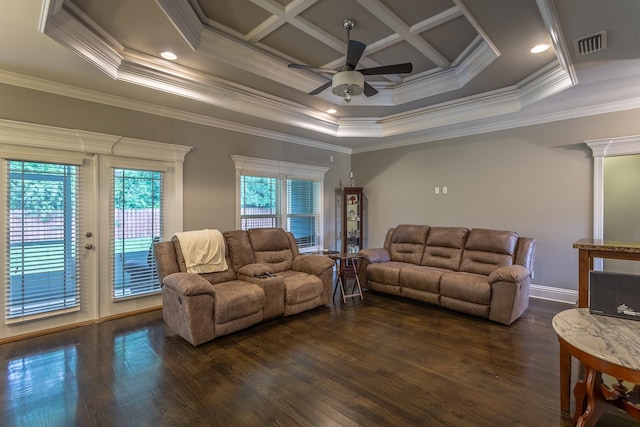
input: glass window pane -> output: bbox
[240,175,282,229]
[287,179,320,250]
[5,161,80,319]
[112,169,163,299]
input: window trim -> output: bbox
[231,155,329,252]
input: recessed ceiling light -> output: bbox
[530,44,550,54]
[160,51,177,60]
[327,108,337,114]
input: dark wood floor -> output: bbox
[1,292,638,427]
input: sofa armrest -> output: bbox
[292,254,335,276]
[359,248,391,264]
[162,272,216,297]
[488,265,532,325]
[488,265,530,284]
[237,263,275,278]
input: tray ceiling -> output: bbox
[3,0,640,151]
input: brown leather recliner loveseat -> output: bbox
[357,225,536,325]
[154,227,335,345]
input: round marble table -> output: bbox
[552,308,640,426]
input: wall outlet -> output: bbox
[443,186,448,194]
[435,186,440,194]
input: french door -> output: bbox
[1,153,97,338]
[1,154,173,339]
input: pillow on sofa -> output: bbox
[248,228,294,273]
[389,224,429,265]
[459,229,518,275]
[421,227,469,270]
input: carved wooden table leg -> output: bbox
[573,366,605,427]
[559,342,571,414]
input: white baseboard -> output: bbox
[530,284,577,305]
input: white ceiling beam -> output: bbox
[356,0,450,68]
[248,0,319,42]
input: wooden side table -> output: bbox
[329,253,364,303]
[573,238,640,308]
[552,308,640,426]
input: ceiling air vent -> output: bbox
[574,31,607,56]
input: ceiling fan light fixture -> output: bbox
[332,71,364,103]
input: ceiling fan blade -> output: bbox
[288,63,337,74]
[363,82,378,97]
[359,62,413,75]
[308,81,332,95]
[346,40,366,70]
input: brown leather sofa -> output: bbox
[154,227,335,345]
[357,225,536,325]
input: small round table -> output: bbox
[552,308,640,426]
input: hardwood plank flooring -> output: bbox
[1,292,639,427]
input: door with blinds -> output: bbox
[97,158,165,317]
[2,155,97,337]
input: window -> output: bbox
[111,168,163,299]
[5,160,80,320]
[240,176,281,229]
[287,179,320,249]
[232,156,328,252]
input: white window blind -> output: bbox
[287,179,320,250]
[111,168,163,299]
[5,160,80,321]
[232,156,328,252]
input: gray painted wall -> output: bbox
[0,83,351,247]
[5,82,640,293]
[352,109,640,291]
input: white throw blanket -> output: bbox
[174,229,228,274]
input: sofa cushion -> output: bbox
[224,230,256,272]
[212,281,265,324]
[459,229,518,275]
[248,228,294,273]
[172,236,236,284]
[440,272,491,305]
[368,261,406,287]
[389,224,430,265]
[399,265,447,294]
[279,271,323,305]
[421,227,469,270]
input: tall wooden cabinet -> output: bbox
[342,187,364,253]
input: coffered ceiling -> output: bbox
[2,0,640,152]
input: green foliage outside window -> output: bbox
[113,169,162,209]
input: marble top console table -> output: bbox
[552,308,640,426]
[573,238,640,308]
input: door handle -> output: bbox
[85,243,93,250]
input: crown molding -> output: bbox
[0,69,352,155]
[0,119,192,161]
[586,135,640,157]
[536,0,577,85]
[155,0,203,50]
[40,1,122,78]
[353,93,640,153]
[117,52,340,137]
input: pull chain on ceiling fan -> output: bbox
[288,19,413,103]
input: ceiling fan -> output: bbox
[288,19,413,103]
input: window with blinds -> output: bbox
[239,174,320,251]
[240,175,282,229]
[287,179,320,250]
[5,160,80,320]
[112,168,163,299]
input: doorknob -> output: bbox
[85,232,93,238]
[85,243,93,250]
